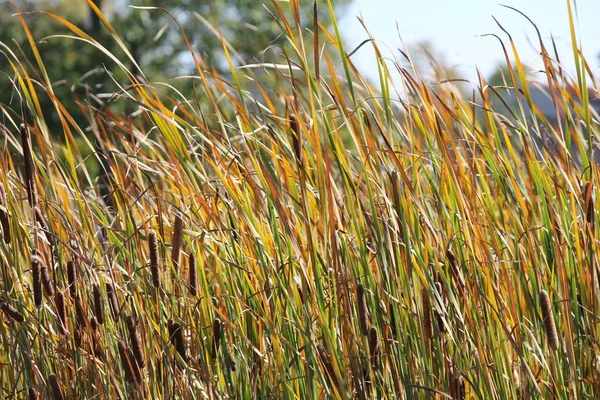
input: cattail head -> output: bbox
[0,301,25,322]
[188,252,197,296]
[105,282,120,322]
[148,229,160,288]
[539,290,559,351]
[316,344,338,390]
[48,373,64,400]
[368,327,380,370]
[31,255,43,307]
[356,283,370,336]
[421,287,433,341]
[167,319,186,362]
[92,284,104,325]
[66,260,77,299]
[28,386,39,400]
[0,182,11,244]
[54,291,67,334]
[126,314,145,368]
[40,261,54,297]
[118,339,141,385]
[289,113,302,162]
[212,318,222,359]
[20,124,37,208]
[73,295,87,329]
[171,214,183,273]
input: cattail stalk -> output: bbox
[148,229,160,288]
[356,283,369,336]
[31,256,43,307]
[48,374,64,400]
[171,214,183,272]
[0,301,25,322]
[188,253,197,296]
[0,182,10,244]
[539,290,559,350]
[21,124,37,207]
[126,315,145,368]
[92,284,104,325]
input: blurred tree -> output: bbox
[0,0,350,134]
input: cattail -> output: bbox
[449,371,465,400]
[73,295,87,329]
[226,348,237,372]
[539,290,559,350]
[188,253,197,296]
[106,282,120,322]
[316,344,338,389]
[92,284,104,325]
[48,373,64,400]
[20,124,37,207]
[421,288,433,341]
[40,262,54,297]
[0,301,25,322]
[168,319,186,361]
[212,318,222,358]
[0,182,11,244]
[289,113,302,162]
[118,339,141,384]
[89,317,105,360]
[28,386,39,400]
[368,327,380,370]
[31,255,43,307]
[148,229,160,288]
[66,260,77,299]
[54,291,66,333]
[171,214,183,272]
[356,283,369,336]
[126,315,145,368]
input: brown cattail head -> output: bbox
[212,318,222,359]
[0,301,25,322]
[48,373,64,400]
[0,182,11,244]
[118,339,141,385]
[54,291,67,334]
[92,284,104,325]
[171,214,183,272]
[126,315,145,368]
[105,282,120,322]
[167,319,186,361]
[449,370,465,400]
[316,344,338,389]
[28,386,39,400]
[539,290,559,351]
[356,283,370,336]
[31,255,43,307]
[421,288,433,341]
[188,252,197,296]
[148,229,160,288]
[73,295,87,329]
[368,327,380,370]
[66,260,77,299]
[289,113,302,162]
[40,262,54,297]
[20,124,37,208]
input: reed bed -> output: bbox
[0,0,599,398]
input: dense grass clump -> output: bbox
[1,0,600,398]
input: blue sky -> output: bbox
[339,0,600,84]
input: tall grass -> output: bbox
[1,0,599,398]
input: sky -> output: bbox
[339,0,600,85]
